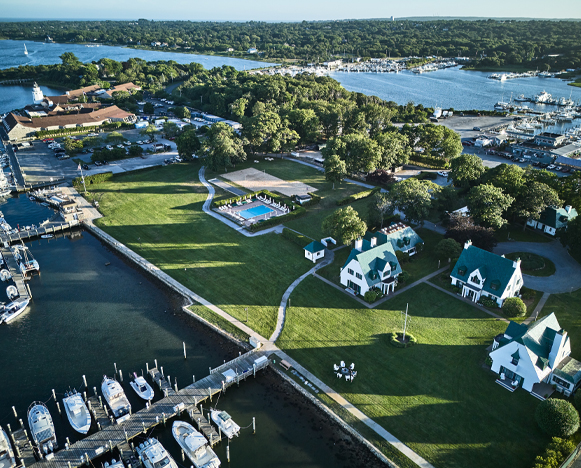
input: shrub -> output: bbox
[535,399,580,438]
[281,228,311,247]
[415,171,438,180]
[398,270,411,284]
[434,238,462,260]
[300,192,322,207]
[73,172,113,189]
[388,332,417,348]
[532,437,576,468]
[364,289,380,303]
[396,250,410,264]
[502,297,527,317]
[574,391,581,412]
[336,187,380,206]
[409,155,449,169]
[479,297,499,309]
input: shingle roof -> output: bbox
[304,241,325,253]
[343,242,402,288]
[553,356,581,384]
[451,244,520,296]
[504,313,561,360]
[6,106,134,130]
[363,223,424,253]
[538,205,578,230]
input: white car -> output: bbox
[547,164,555,170]
[137,140,144,145]
[117,144,125,149]
[137,101,147,105]
[87,132,99,137]
[174,156,182,162]
[437,171,449,177]
[106,145,114,150]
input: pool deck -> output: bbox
[217,198,287,227]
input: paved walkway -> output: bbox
[523,291,551,325]
[494,240,581,293]
[269,249,335,342]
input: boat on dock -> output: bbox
[27,402,57,458]
[136,438,178,468]
[172,421,220,468]
[130,373,154,401]
[210,410,240,439]
[103,459,124,468]
[63,390,92,434]
[14,244,39,277]
[0,426,16,468]
[0,298,30,324]
[101,376,131,423]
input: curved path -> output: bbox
[493,240,581,293]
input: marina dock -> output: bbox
[21,350,270,468]
[1,220,81,245]
[8,423,37,467]
[0,246,31,301]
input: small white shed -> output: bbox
[304,241,326,263]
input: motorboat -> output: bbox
[63,390,91,434]
[535,90,552,103]
[515,94,529,102]
[136,438,178,468]
[130,373,154,401]
[17,244,39,277]
[0,426,16,468]
[27,402,57,457]
[101,376,131,423]
[6,286,18,300]
[210,410,240,439]
[0,299,30,324]
[103,459,124,468]
[172,421,220,468]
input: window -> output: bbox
[458,267,467,276]
[355,273,362,280]
[511,358,519,366]
[553,376,571,389]
[470,275,480,285]
[383,271,390,278]
[348,268,354,275]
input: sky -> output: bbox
[3,0,581,21]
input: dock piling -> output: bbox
[160,366,164,377]
[56,402,61,415]
[19,419,23,428]
[114,363,117,374]
[181,450,184,462]
[253,417,255,434]
[183,342,186,359]
[12,406,17,418]
[94,386,97,396]
[119,370,123,382]
[66,437,70,447]
[52,389,56,400]
[227,445,230,462]
[83,391,87,402]
[154,359,158,369]
[82,375,87,388]
[193,375,195,383]
[208,387,212,402]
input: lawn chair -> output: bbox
[333,364,339,371]
[340,361,345,368]
[349,363,355,370]
[345,375,351,382]
[337,373,342,379]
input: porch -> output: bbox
[531,382,555,401]
[462,283,482,303]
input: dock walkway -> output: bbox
[0,246,30,301]
[1,220,81,245]
[24,350,269,468]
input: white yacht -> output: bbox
[0,426,16,468]
[24,44,28,56]
[101,376,131,423]
[515,94,529,102]
[130,373,154,401]
[535,91,552,103]
[27,402,57,457]
[17,245,39,277]
[172,421,220,468]
[0,298,30,324]
[136,438,178,468]
[210,410,240,439]
[63,390,92,434]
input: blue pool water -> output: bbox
[239,205,274,219]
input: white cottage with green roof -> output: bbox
[526,205,578,236]
[489,313,581,396]
[450,241,523,307]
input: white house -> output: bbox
[489,313,581,397]
[527,205,578,236]
[303,241,325,263]
[450,241,523,307]
[247,48,258,54]
[364,223,424,256]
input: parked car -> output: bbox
[82,164,89,170]
[136,140,144,145]
[94,161,102,166]
[561,167,570,173]
[473,126,481,131]
[116,144,124,149]
[555,166,562,171]
[106,145,114,150]
[437,171,449,177]
[57,154,70,160]
[42,138,54,143]
[102,160,109,165]
[547,164,556,170]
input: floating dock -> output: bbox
[0,246,31,301]
[1,220,81,245]
[21,350,270,468]
[7,423,37,467]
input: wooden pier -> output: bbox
[8,423,37,467]
[21,350,270,468]
[87,389,113,432]
[1,220,81,245]
[0,246,31,301]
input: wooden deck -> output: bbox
[1,221,81,245]
[22,350,270,468]
[7,423,37,467]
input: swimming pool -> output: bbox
[238,205,274,219]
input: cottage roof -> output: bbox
[451,244,519,296]
[343,242,402,288]
[502,313,561,361]
[363,223,424,252]
[553,356,581,384]
[304,241,325,253]
[538,205,578,230]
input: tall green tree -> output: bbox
[374,131,410,169]
[323,154,347,189]
[517,182,561,229]
[388,178,432,226]
[205,122,246,171]
[449,154,486,188]
[176,129,201,159]
[323,133,380,174]
[467,184,514,229]
[322,206,367,246]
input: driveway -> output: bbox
[493,240,581,293]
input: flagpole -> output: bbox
[78,163,87,193]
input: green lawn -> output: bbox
[539,289,581,355]
[495,224,552,243]
[206,158,370,239]
[505,252,556,277]
[92,162,314,338]
[278,280,547,468]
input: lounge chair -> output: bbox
[350,363,355,370]
[340,361,345,368]
[333,364,339,371]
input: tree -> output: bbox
[434,238,462,260]
[162,121,179,138]
[143,102,154,114]
[388,178,432,226]
[322,206,367,246]
[60,52,80,67]
[171,106,190,119]
[63,137,83,154]
[205,122,246,171]
[323,154,347,189]
[127,145,143,157]
[176,129,201,159]
[449,154,486,188]
[105,131,124,144]
[467,184,514,229]
[374,131,410,169]
[445,215,497,251]
[517,182,561,229]
[370,192,394,228]
[502,297,527,317]
[483,163,525,198]
[322,133,381,174]
[535,399,580,437]
[140,125,159,142]
[559,215,581,260]
[286,108,320,144]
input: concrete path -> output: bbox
[199,166,284,237]
[269,249,335,342]
[523,291,551,325]
[494,240,581,293]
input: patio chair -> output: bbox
[352,371,357,377]
[345,375,351,382]
[333,364,339,371]
[350,363,355,370]
[340,361,345,368]
[337,373,342,379]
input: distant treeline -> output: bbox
[1,19,581,69]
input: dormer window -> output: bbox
[490,280,500,291]
[470,275,480,285]
[511,350,520,366]
[458,266,467,276]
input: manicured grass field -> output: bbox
[505,252,556,277]
[540,289,581,355]
[496,224,552,243]
[278,280,547,468]
[92,163,314,338]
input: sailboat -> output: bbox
[24,44,28,56]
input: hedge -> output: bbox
[248,205,307,232]
[415,171,438,180]
[532,437,576,468]
[281,228,312,247]
[388,332,417,348]
[213,189,288,208]
[300,192,322,207]
[409,155,449,169]
[336,187,380,206]
[73,172,113,188]
[535,399,580,438]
